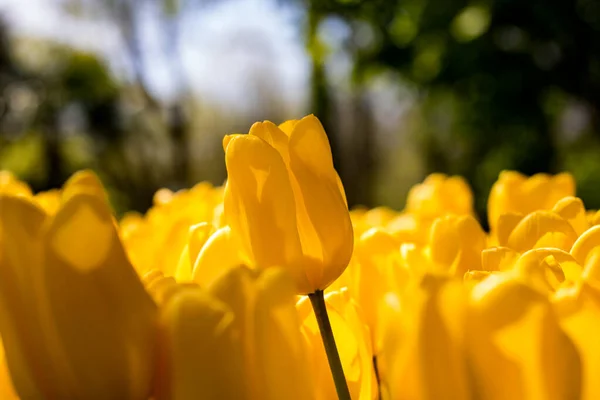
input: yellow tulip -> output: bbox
[157,265,314,400]
[553,196,589,236]
[503,211,578,252]
[353,228,408,354]
[428,214,487,275]
[405,173,474,219]
[480,246,520,271]
[395,214,487,279]
[0,339,17,400]
[120,181,224,277]
[223,115,353,294]
[174,222,214,281]
[358,174,473,246]
[0,170,32,197]
[191,225,245,286]
[513,248,582,294]
[378,275,470,400]
[488,171,574,232]
[468,273,581,400]
[554,278,600,400]
[0,171,157,399]
[297,288,377,400]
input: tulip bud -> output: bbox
[223,115,353,294]
[429,214,487,276]
[488,171,574,232]
[405,173,473,219]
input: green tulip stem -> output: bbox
[308,290,352,400]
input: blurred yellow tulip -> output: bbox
[429,214,487,275]
[468,274,581,400]
[5,145,600,400]
[120,182,224,277]
[488,171,575,232]
[0,170,32,197]
[223,115,353,294]
[405,173,474,218]
[378,275,470,400]
[191,225,245,286]
[0,171,157,399]
[554,278,600,400]
[157,265,314,400]
[353,228,408,353]
[0,339,17,400]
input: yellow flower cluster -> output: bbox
[0,115,599,399]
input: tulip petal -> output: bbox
[224,134,309,291]
[175,223,215,282]
[553,197,589,236]
[42,192,157,399]
[0,195,61,398]
[0,171,32,197]
[496,213,524,247]
[0,338,18,399]
[249,121,290,164]
[61,169,107,203]
[571,225,600,266]
[288,115,353,290]
[254,268,314,400]
[507,211,577,252]
[469,275,581,400]
[356,228,405,352]
[279,119,299,135]
[583,247,600,283]
[481,247,520,272]
[430,215,486,275]
[156,286,246,400]
[554,283,600,400]
[381,276,470,400]
[514,248,581,293]
[192,226,245,287]
[209,266,313,399]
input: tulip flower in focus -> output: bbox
[223,115,353,294]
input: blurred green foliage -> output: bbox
[309,0,600,225]
[2,0,600,225]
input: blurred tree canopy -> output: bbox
[307,0,600,225]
